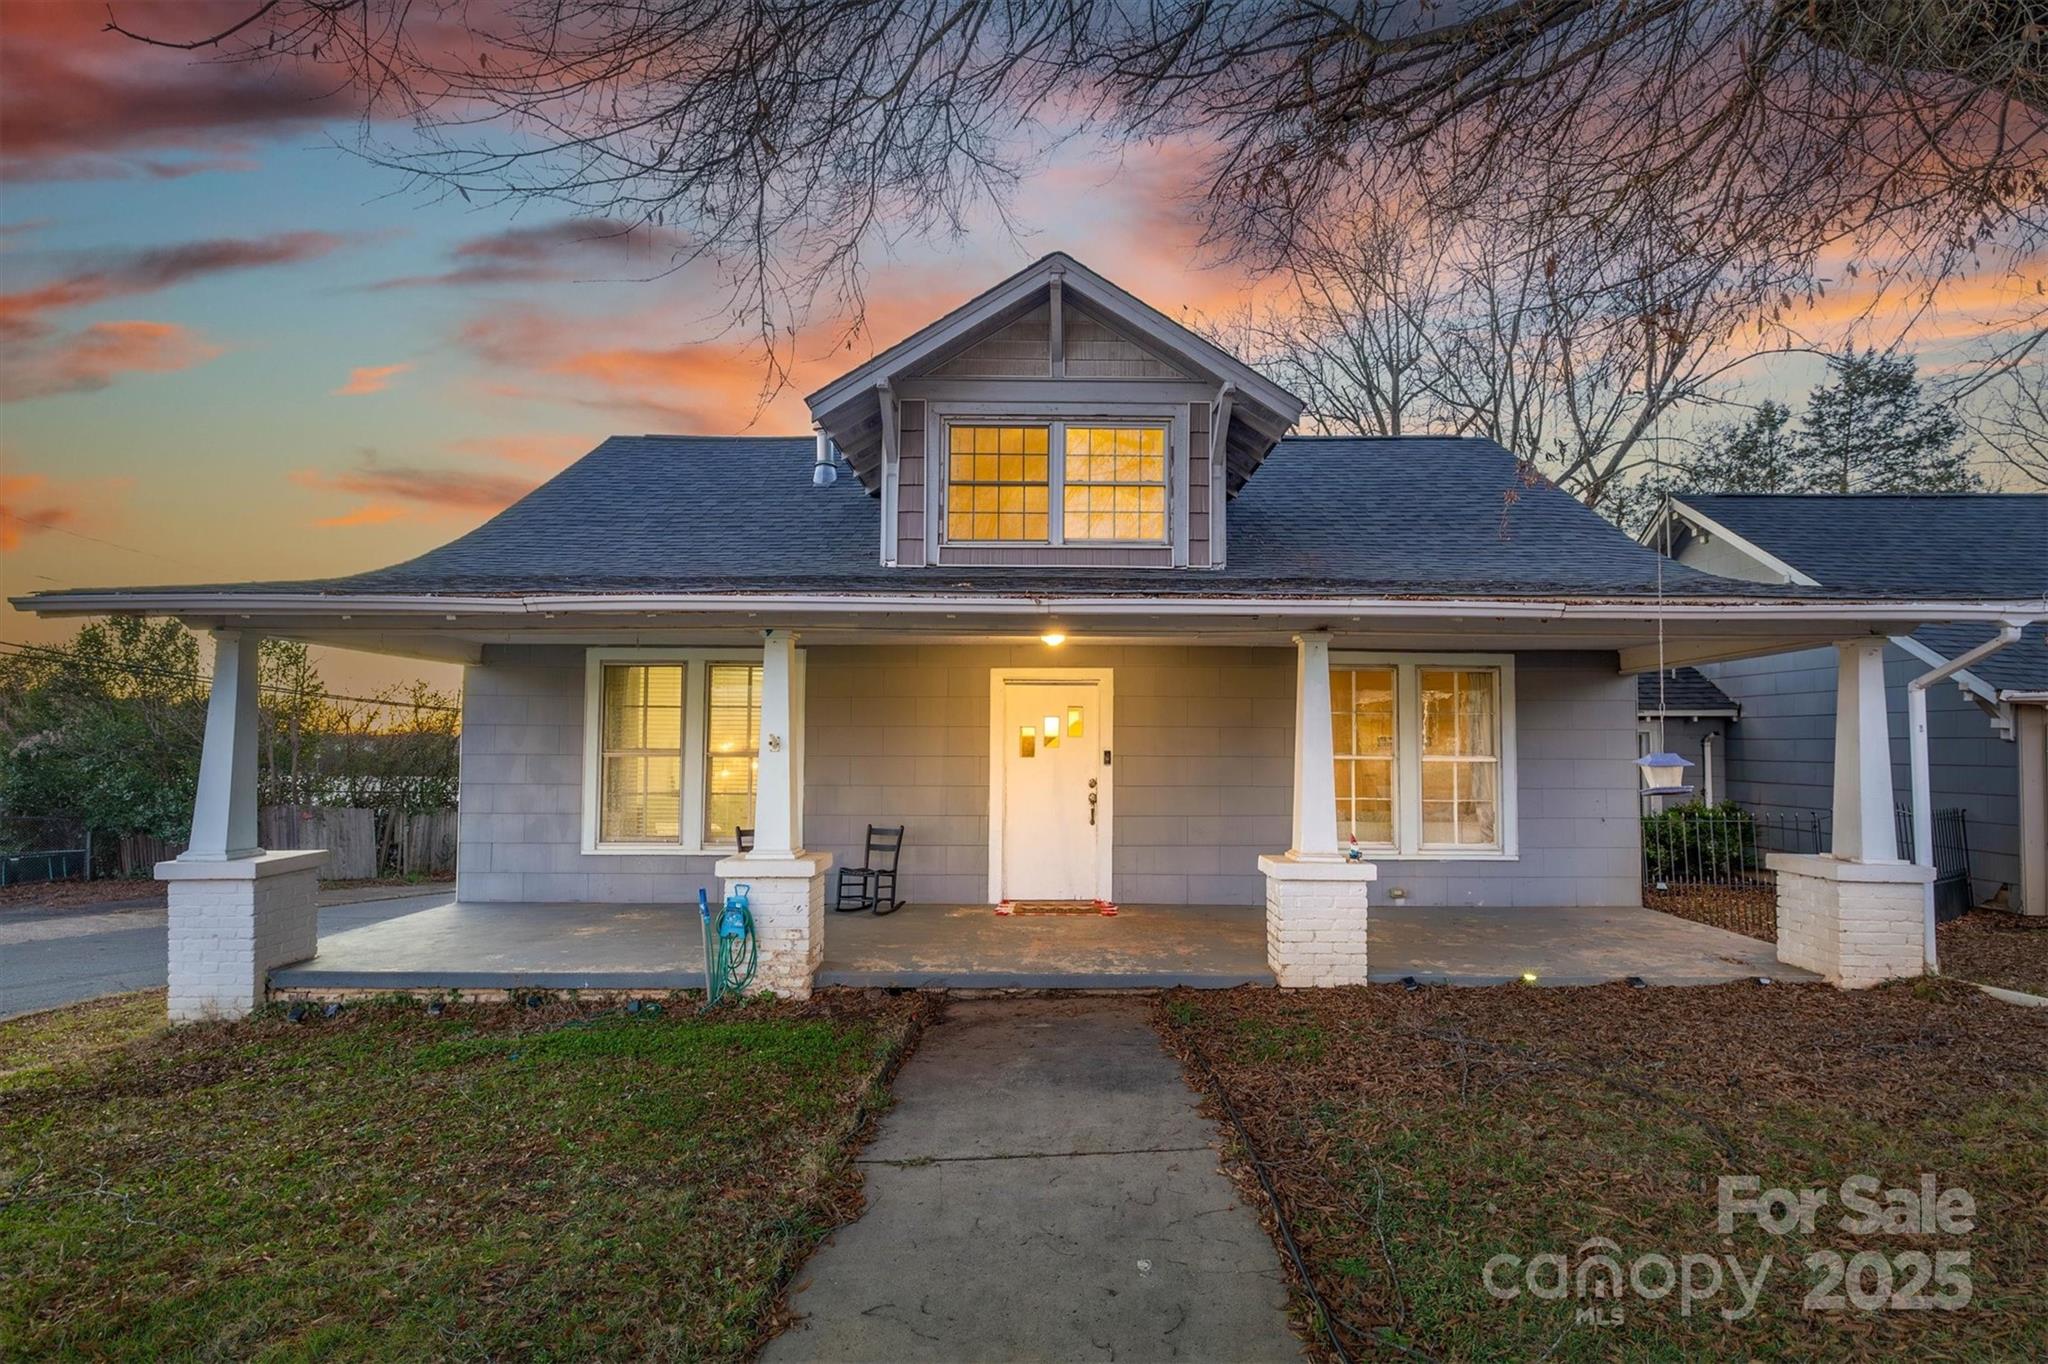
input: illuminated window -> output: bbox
[589,654,764,851]
[946,424,1050,542]
[1420,668,1500,849]
[1327,657,1512,855]
[1063,426,1167,543]
[1332,667,1397,848]
[941,420,1171,546]
[599,664,684,842]
[703,662,763,845]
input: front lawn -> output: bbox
[2,990,927,1361]
[1159,981,2048,1362]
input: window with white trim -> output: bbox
[585,652,763,852]
[942,419,1169,545]
[1331,656,1514,856]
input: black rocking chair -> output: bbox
[834,825,905,914]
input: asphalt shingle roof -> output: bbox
[70,435,1828,602]
[1677,493,2048,599]
[1675,493,2048,691]
[1637,666,1739,715]
[1909,622,2048,695]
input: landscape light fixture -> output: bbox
[1520,971,1539,985]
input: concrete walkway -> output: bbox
[763,998,1302,1363]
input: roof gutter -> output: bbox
[1908,624,2025,973]
[11,589,2047,624]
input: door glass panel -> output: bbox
[1019,725,1036,758]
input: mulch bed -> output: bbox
[1644,880,1777,941]
[1156,981,2048,1362]
[0,878,165,911]
[1939,910,2048,997]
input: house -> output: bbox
[1635,666,1741,805]
[1646,493,2048,917]
[16,254,2044,1016]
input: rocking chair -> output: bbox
[834,824,905,914]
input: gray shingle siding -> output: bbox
[1702,645,2022,903]
[457,643,1642,909]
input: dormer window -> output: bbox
[943,420,1169,546]
[805,253,1305,570]
[945,424,1051,542]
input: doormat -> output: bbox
[997,900,1119,917]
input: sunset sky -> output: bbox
[1,2,2034,693]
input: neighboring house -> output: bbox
[1636,666,1740,806]
[1647,493,2048,916]
[16,254,2045,1014]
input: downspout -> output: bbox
[1908,623,2025,971]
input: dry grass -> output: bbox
[0,990,166,1094]
[2,989,930,1361]
[1158,980,2048,1362]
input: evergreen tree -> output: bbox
[1793,349,1979,493]
[1616,401,1799,531]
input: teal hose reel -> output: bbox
[697,884,758,1007]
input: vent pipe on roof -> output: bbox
[812,426,839,487]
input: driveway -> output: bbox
[0,889,452,1021]
[763,996,1303,1363]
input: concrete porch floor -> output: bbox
[269,897,1805,992]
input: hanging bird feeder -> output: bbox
[1636,751,1695,797]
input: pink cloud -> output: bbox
[333,362,413,397]
[0,231,351,339]
[368,218,693,290]
[0,320,222,402]
[292,450,542,527]
[0,4,356,182]
[0,463,137,551]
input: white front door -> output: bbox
[997,677,1106,901]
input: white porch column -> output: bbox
[1261,631,1376,987]
[1830,639,1898,862]
[752,629,801,858]
[1767,639,1929,988]
[717,628,831,997]
[159,629,325,1021]
[1289,632,1340,859]
[187,629,263,861]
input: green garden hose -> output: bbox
[698,885,758,1007]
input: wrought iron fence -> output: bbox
[1641,804,1823,887]
[1641,802,1976,938]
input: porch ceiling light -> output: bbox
[1040,629,1067,646]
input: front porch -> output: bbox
[268,897,1799,995]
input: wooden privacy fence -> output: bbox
[114,806,457,879]
[263,806,378,879]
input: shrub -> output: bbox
[1641,800,1758,882]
